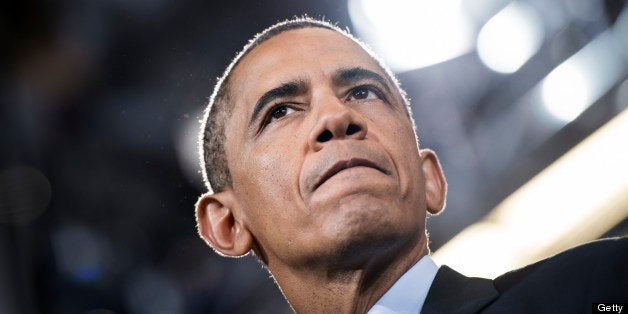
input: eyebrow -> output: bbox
[249,80,307,128]
[332,67,392,94]
[247,68,392,129]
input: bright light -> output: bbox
[541,30,625,123]
[541,62,590,121]
[494,109,628,247]
[433,109,628,278]
[430,223,519,278]
[477,2,544,73]
[348,0,476,72]
[174,110,204,190]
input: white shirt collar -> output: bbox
[366,255,439,314]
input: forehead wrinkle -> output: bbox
[227,26,407,136]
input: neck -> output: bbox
[269,235,429,314]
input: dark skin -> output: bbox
[196,28,447,313]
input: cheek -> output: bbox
[255,152,293,194]
[236,138,305,211]
[233,144,308,249]
[387,118,423,199]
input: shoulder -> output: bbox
[495,237,627,288]
[423,238,627,314]
[488,237,628,312]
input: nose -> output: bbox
[308,98,368,152]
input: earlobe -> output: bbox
[195,191,253,257]
[420,149,447,215]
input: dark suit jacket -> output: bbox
[422,237,628,313]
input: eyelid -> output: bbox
[346,84,387,102]
[257,102,298,134]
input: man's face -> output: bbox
[224,28,437,268]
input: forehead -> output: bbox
[228,27,385,109]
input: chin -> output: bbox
[319,195,420,267]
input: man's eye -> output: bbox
[268,105,295,123]
[347,86,381,101]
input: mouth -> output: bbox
[313,158,389,191]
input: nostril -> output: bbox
[317,130,333,142]
[346,124,361,136]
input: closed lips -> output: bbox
[313,158,389,190]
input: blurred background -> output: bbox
[1,0,626,313]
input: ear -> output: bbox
[195,190,253,257]
[419,149,447,215]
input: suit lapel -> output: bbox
[421,266,498,314]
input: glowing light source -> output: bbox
[541,29,625,123]
[541,62,590,122]
[52,224,112,283]
[174,110,204,190]
[477,2,544,73]
[433,109,628,278]
[348,0,476,72]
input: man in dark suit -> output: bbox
[424,237,627,313]
[194,17,627,313]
